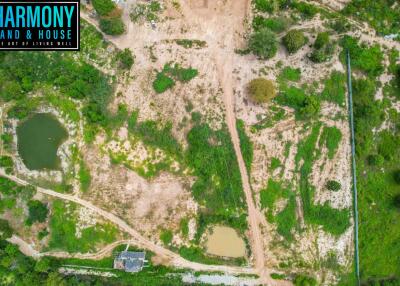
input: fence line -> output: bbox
[346,49,360,286]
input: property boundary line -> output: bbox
[346,49,360,286]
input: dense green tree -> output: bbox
[394,170,400,185]
[247,78,277,103]
[283,29,307,53]
[99,17,125,35]
[92,0,116,16]
[26,200,48,226]
[248,28,278,59]
[0,219,12,239]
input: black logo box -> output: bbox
[0,0,80,51]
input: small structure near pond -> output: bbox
[113,251,146,273]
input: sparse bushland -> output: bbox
[248,28,278,59]
[174,39,207,49]
[130,0,163,23]
[340,36,384,78]
[247,78,277,104]
[48,200,118,253]
[295,123,350,236]
[342,0,400,35]
[282,29,307,54]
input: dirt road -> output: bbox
[0,171,257,276]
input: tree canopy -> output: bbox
[248,28,278,59]
[248,78,277,104]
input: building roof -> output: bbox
[117,251,145,260]
[114,251,146,272]
[124,259,144,273]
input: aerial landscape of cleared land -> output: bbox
[0,0,399,285]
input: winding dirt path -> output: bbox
[0,171,256,276]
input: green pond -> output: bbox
[17,113,68,170]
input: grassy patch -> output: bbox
[78,161,91,193]
[319,126,342,159]
[237,119,254,174]
[48,200,118,253]
[260,179,296,241]
[295,123,350,236]
[179,246,245,266]
[321,71,346,107]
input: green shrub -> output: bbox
[26,200,48,226]
[248,28,278,59]
[252,16,290,33]
[290,1,318,18]
[282,29,307,54]
[314,32,330,49]
[0,156,13,174]
[367,154,384,166]
[326,180,341,192]
[116,48,134,69]
[153,73,175,93]
[152,63,198,93]
[321,71,346,106]
[160,229,173,245]
[248,78,277,103]
[310,43,335,63]
[330,18,351,33]
[294,274,317,286]
[254,0,275,13]
[92,0,116,16]
[280,67,301,82]
[270,157,281,170]
[99,17,125,35]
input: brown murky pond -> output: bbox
[205,226,246,258]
